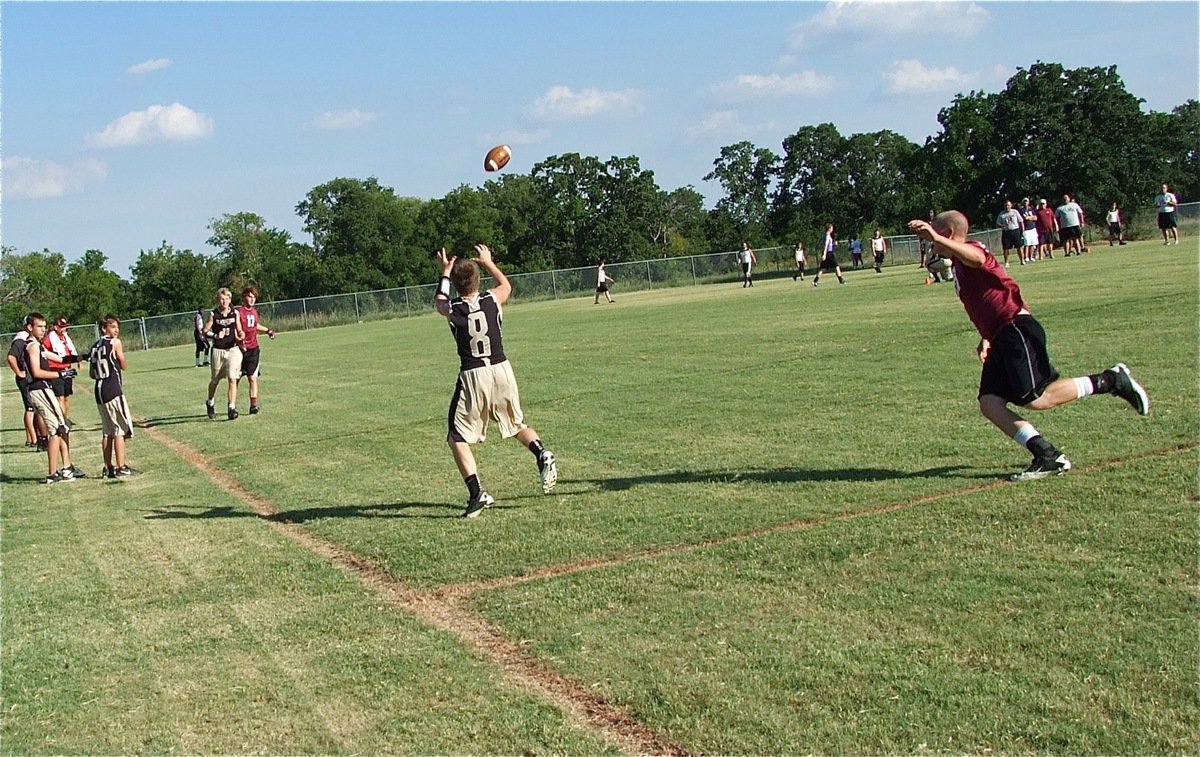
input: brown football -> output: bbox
[484,144,512,172]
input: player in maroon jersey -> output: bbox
[908,210,1149,481]
[235,287,276,415]
[434,244,558,518]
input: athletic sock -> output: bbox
[464,474,482,500]
[1074,377,1095,399]
[1090,371,1115,394]
[1013,425,1057,458]
[206,399,214,407]
[527,439,546,464]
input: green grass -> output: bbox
[3,240,1196,753]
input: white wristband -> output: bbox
[438,277,451,297]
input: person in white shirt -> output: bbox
[870,230,887,273]
[1155,183,1179,245]
[594,260,615,304]
[1055,194,1086,257]
[738,242,757,287]
[42,318,80,423]
[791,241,806,281]
[1105,203,1127,246]
[996,200,1024,267]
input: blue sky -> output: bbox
[3,1,1197,276]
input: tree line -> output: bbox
[3,62,1195,330]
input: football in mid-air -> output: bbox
[484,144,512,172]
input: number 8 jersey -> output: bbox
[448,292,507,370]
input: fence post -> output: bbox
[691,255,697,286]
[404,287,410,317]
[139,317,149,351]
[354,292,361,322]
[646,261,652,289]
[551,270,558,300]
[302,298,309,330]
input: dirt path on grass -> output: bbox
[143,418,1195,756]
[140,421,690,757]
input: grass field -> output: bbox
[3,241,1197,754]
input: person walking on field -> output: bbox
[792,241,806,281]
[234,286,276,415]
[594,259,615,304]
[870,230,887,273]
[434,244,558,518]
[908,211,1149,482]
[1155,183,1179,245]
[813,223,845,286]
[204,287,244,420]
[738,242,757,287]
[1106,203,1127,246]
[1019,198,1040,263]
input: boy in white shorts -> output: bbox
[434,243,558,518]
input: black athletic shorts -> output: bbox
[241,346,261,378]
[16,377,34,412]
[819,252,839,272]
[49,376,73,398]
[1158,212,1177,230]
[1108,222,1122,235]
[979,315,1059,406]
[1059,225,1082,241]
[1001,228,1023,250]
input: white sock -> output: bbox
[206,399,214,407]
[1012,424,1039,448]
[1073,376,1094,399]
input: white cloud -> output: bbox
[2,156,107,200]
[531,85,642,121]
[86,103,214,148]
[713,71,837,100]
[313,109,379,130]
[686,110,779,139]
[789,1,990,51]
[126,57,172,75]
[883,59,979,94]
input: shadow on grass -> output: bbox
[584,465,995,491]
[137,414,210,428]
[140,364,199,373]
[145,500,467,521]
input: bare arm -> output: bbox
[908,219,985,268]
[7,353,24,379]
[27,342,60,381]
[475,244,511,305]
[433,247,455,318]
[112,337,129,371]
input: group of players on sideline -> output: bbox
[8,186,1172,507]
[8,313,134,483]
[7,286,276,484]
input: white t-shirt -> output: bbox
[596,266,607,286]
[794,246,805,261]
[738,249,753,264]
[1156,192,1178,214]
[1106,209,1121,224]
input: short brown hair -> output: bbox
[242,286,259,299]
[450,258,480,296]
[100,314,120,330]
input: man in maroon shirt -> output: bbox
[909,210,1149,481]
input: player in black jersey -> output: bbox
[203,287,244,420]
[92,315,137,478]
[19,313,86,483]
[434,244,558,518]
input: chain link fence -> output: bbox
[4,206,1192,352]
